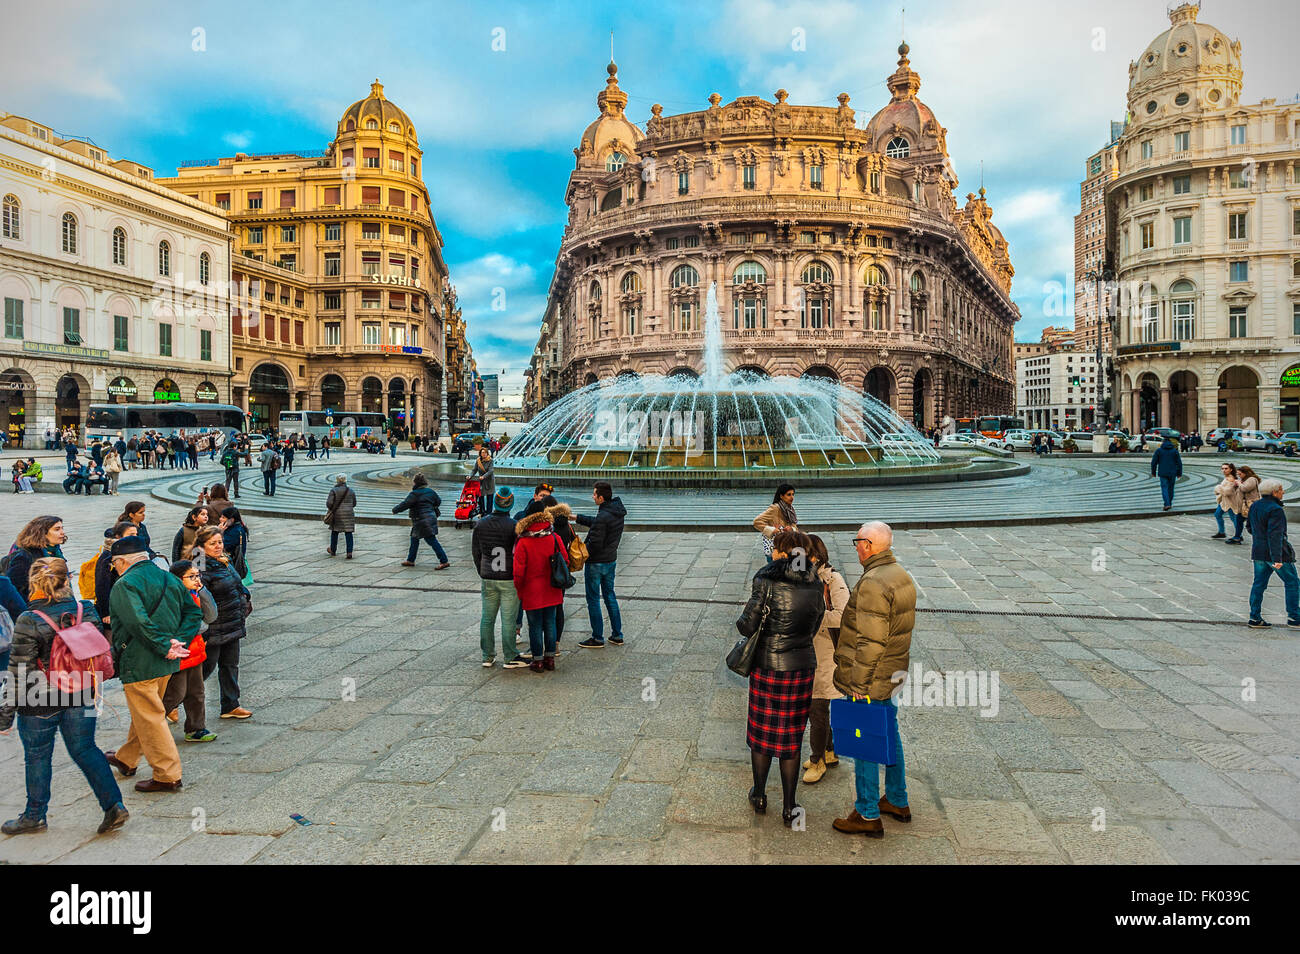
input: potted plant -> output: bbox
[1114,435,1130,452]
[1062,437,1078,453]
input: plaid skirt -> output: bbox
[747,667,815,758]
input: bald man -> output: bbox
[832,520,916,838]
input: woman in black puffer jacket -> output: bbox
[735,528,825,826]
[393,474,448,569]
[195,528,251,720]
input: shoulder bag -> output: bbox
[725,589,770,677]
[550,534,576,590]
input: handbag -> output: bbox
[829,696,898,765]
[550,534,576,590]
[568,535,589,572]
[725,592,770,677]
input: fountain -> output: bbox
[494,283,996,488]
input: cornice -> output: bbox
[0,247,229,305]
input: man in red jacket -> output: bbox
[513,508,565,672]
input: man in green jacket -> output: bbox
[103,537,200,792]
[831,521,917,838]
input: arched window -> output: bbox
[346,119,355,131]
[388,121,401,133]
[864,265,889,330]
[1170,279,1196,341]
[670,265,699,288]
[623,302,639,336]
[733,261,767,284]
[606,152,626,172]
[910,271,925,293]
[158,240,171,277]
[366,118,379,130]
[910,273,927,331]
[199,251,211,285]
[800,261,834,329]
[61,212,77,253]
[620,272,642,293]
[885,137,910,158]
[600,188,622,211]
[112,227,127,265]
[589,280,602,301]
[733,262,767,329]
[2,195,19,239]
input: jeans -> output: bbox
[480,579,523,662]
[330,530,354,555]
[1214,505,1230,534]
[1159,475,1176,507]
[390,444,397,458]
[1229,512,1245,540]
[17,708,123,820]
[225,468,240,497]
[583,561,622,642]
[1249,560,1300,622]
[849,697,907,819]
[406,534,448,564]
[262,470,276,494]
[526,606,558,658]
[202,640,242,713]
[321,444,330,459]
[283,457,293,474]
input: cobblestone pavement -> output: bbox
[1,454,1297,864]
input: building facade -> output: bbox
[1016,350,1102,431]
[156,81,474,436]
[1108,4,1300,434]
[1073,123,1123,422]
[481,373,499,411]
[524,47,1020,426]
[1,113,232,447]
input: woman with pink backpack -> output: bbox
[0,557,128,836]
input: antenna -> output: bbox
[980,160,984,190]
[901,7,905,42]
[610,29,614,62]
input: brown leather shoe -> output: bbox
[104,751,136,778]
[879,797,912,823]
[401,561,415,567]
[832,809,884,838]
[134,777,182,793]
[220,707,252,719]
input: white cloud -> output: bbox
[222,130,253,150]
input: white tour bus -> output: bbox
[85,403,246,449]
[278,410,386,442]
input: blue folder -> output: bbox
[829,697,897,765]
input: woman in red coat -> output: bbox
[513,509,565,672]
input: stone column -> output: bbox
[1160,386,1170,428]
[1197,385,1218,433]
[1130,388,1140,433]
[1259,385,1281,431]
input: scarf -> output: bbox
[777,500,797,527]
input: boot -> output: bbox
[878,797,912,823]
[98,802,129,834]
[832,809,884,838]
[802,759,827,784]
[824,747,839,767]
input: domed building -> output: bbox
[524,45,1020,429]
[158,81,476,437]
[1109,4,1300,433]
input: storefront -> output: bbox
[153,377,181,403]
[56,374,87,430]
[0,371,29,446]
[196,381,219,403]
[1281,364,1300,432]
[248,363,291,429]
[107,376,138,404]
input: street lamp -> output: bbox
[1083,267,1113,428]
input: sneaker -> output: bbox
[184,729,217,743]
[608,635,624,646]
[1288,619,1300,628]
[503,657,530,669]
[1247,618,1271,628]
[1225,538,1243,545]
[1,814,47,835]
[578,638,605,649]
[1211,533,1227,539]
[481,658,495,668]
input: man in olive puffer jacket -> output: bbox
[832,521,916,839]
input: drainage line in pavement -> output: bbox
[253,578,1240,626]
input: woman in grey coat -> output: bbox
[468,448,495,517]
[325,474,357,558]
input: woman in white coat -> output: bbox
[803,534,850,784]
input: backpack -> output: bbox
[0,607,13,656]
[79,547,104,602]
[221,447,237,468]
[270,453,281,471]
[33,603,114,696]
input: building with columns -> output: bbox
[157,81,474,436]
[1,113,232,447]
[1109,4,1300,434]
[524,46,1019,425]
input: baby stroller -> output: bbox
[454,478,482,528]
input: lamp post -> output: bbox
[1084,268,1113,429]
[438,286,451,444]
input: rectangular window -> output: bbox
[729,233,746,246]
[388,324,405,346]
[248,227,263,244]
[279,254,296,272]
[362,222,380,240]
[361,186,381,204]
[247,191,262,210]
[279,316,290,341]
[742,164,756,189]
[281,225,296,242]
[1143,300,1158,342]
[324,222,341,241]
[324,252,341,276]
[389,150,404,171]
[363,148,380,169]
[1141,140,1153,159]
[215,192,230,210]
[323,292,341,310]
[200,329,212,361]
[389,189,405,208]
[323,186,340,206]
[869,171,881,193]
[1230,260,1248,282]
[279,189,295,209]
[390,292,406,310]
[1171,300,1195,341]
[362,252,381,276]
[1294,304,1300,337]
[1228,306,1247,338]
[63,307,80,344]
[1173,131,1189,151]
[684,235,699,248]
[4,297,23,338]
[323,322,341,346]
[678,171,689,195]
[410,159,418,177]
[1229,168,1246,189]
[389,225,405,242]
[800,230,816,245]
[1173,216,1192,245]
[1173,174,1191,194]
[113,314,128,351]
[1139,183,1153,201]
[1140,222,1154,249]
[159,323,172,356]
[666,237,680,250]
[294,321,304,346]
[810,164,823,189]
[388,255,405,278]
[362,322,380,344]
[1229,212,1248,240]
[1231,124,1246,145]
[361,291,381,310]
[264,282,275,301]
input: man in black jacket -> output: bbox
[1246,478,1300,628]
[471,488,529,668]
[576,481,627,648]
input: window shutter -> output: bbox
[389,189,404,207]
[279,190,295,208]
[324,186,340,204]
[362,186,381,204]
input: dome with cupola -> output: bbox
[574,61,644,170]
[338,80,418,141]
[862,43,947,160]
[1127,3,1242,121]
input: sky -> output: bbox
[3,0,1296,403]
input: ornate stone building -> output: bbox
[1,113,231,448]
[157,81,475,435]
[1109,4,1300,433]
[524,46,1019,425]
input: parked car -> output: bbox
[938,432,1000,450]
[1139,427,1182,447]
[1001,429,1059,451]
[1238,429,1280,452]
[452,431,488,453]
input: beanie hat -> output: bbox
[494,487,515,513]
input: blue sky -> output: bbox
[4,0,1294,402]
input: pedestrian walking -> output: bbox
[102,448,122,495]
[0,558,128,836]
[7,516,68,601]
[1246,478,1300,628]
[324,474,357,558]
[307,434,318,459]
[220,440,241,498]
[832,521,917,838]
[1226,465,1260,545]
[162,560,217,742]
[802,534,850,785]
[388,432,399,459]
[753,483,798,563]
[281,440,294,475]
[575,481,626,648]
[737,529,825,827]
[258,442,280,496]
[512,504,566,672]
[472,488,529,669]
[319,436,330,460]
[103,537,200,792]
[194,527,253,719]
[1150,435,1182,511]
[394,474,449,569]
